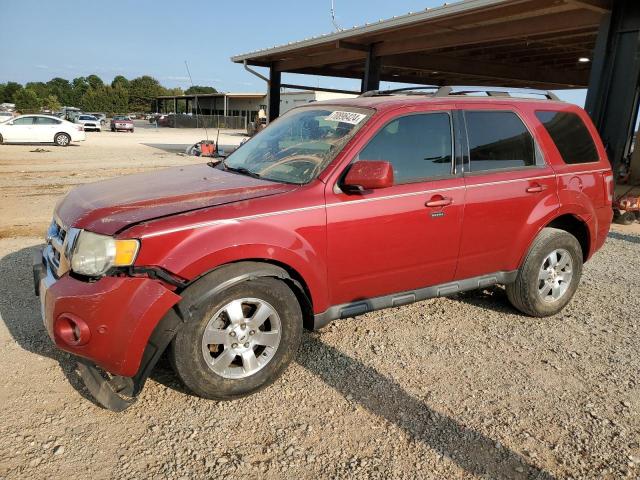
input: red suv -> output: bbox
[34,87,613,410]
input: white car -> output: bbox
[0,111,14,121]
[74,114,101,132]
[0,114,86,146]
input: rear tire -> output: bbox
[506,227,583,317]
[171,278,302,400]
[54,132,71,147]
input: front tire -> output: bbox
[54,132,71,147]
[616,211,636,225]
[506,228,583,317]
[171,278,302,400]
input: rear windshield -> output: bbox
[79,115,96,120]
[535,111,598,164]
[114,116,129,121]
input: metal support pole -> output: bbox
[361,47,381,93]
[173,97,177,114]
[585,0,640,178]
[268,66,281,121]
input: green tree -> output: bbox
[86,74,104,90]
[71,77,90,105]
[111,75,129,90]
[110,84,129,114]
[128,75,164,112]
[3,82,23,103]
[185,85,217,95]
[42,94,61,112]
[164,87,184,96]
[25,81,49,99]
[46,78,73,105]
[14,88,41,112]
[0,84,5,103]
[80,85,129,115]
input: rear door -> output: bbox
[456,106,559,280]
[33,116,61,142]
[325,109,466,306]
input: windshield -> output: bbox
[114,116,129,121]
[80,115,96,120]
[224,106,372,184]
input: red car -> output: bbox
[110,115,134,132]
[34,87,613,410]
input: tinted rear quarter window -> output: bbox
[535,111,598,164]
[465,111,536,172]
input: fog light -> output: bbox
[55,314,91,346]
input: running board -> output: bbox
[313,271,517,329]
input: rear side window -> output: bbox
[358,113,452,184]
[34,117,60,125]
[465,111,536,172]
[535,111,598,164]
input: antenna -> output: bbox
[330,0,343,31]
[184,60,209,142]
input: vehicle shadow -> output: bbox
[298,333,555,479]
[448,285,519,315]
[0,245,554,477]
[142,143,192,154]
[0,245,99,406]
[608,230,640,244]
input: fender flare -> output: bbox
[177,260,307,321]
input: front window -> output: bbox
[224,106,372,184]
[357,112,453,184]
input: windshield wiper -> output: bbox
[223,162,262,179]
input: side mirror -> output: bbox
[343,160,394,192]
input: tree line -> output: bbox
[0,75,217,114]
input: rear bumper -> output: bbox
[34,248,181,377]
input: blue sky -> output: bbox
[0,0,586,105]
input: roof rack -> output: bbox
[360,85,560,101]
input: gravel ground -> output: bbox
[0,126,639,479]
[0,230,638,480]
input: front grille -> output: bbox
[45,218,73,277]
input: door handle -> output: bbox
[425,195,453,207]
[526,183,546,193]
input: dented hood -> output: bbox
[56,164,296,235]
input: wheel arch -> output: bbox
[544,214,590,261]
[54,131,71,142]
[179,259,315,330]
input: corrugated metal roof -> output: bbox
[231,0,507,62]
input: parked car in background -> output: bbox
[33,87,613,410]
[110,115,134,132]
[74,114,101,132]
[88,112,107,127]
[0,111,14,122]
[0,114,85,146]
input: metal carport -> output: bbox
[232,0,640,179]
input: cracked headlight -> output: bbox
[70,229,140,277]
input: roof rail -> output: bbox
[360,85,560,101]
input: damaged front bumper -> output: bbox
[33,247,182,411]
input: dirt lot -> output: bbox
[0,126,639,479]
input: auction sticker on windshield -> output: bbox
[324,111,367,125]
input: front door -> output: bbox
[326,110,466,306]
[3,116,35,142]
